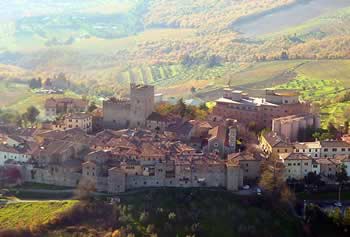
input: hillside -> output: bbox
[1,0,350,127]
[0,190,303,237]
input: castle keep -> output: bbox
[103,84,155,129]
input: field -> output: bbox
[0,81,31,107]
[275,60,350,126]
[0,201,77,229]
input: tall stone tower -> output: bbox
[130,83,155,128]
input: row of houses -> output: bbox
[260,131,350,181]
[280,153,350,181]
[260,131,350,159]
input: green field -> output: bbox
[0,201,77,229]
[0,81,31,107]
[274,60,350,127]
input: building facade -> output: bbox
[272,114,320,142]
[212,89,311,129]
[45,98,88,118]
[103,84,155,129]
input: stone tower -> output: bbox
[130,84,155,128]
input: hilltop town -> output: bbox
[1,82,349,196]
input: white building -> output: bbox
[294,141,321,159]
[279,153,314,180]
[320,141,350,158]
[0,144,31,166]
[53,113,92,133]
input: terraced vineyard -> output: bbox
[113,64,237,88]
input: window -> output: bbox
[332,148,337,152]
[304,163,308,166]
[324,148,328,152]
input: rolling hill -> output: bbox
[1,0,350,126]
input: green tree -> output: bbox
[88,102,98,112]
[23,106,40,125]
[344,208,350,226]
[175,99,187,118]
[336,164,349,203]
[304,172,322,189]
[139,211,148,224]
[327,122,338,139]
[344,121,349,134]
[329,208,342,226]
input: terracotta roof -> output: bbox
[208,125,227,143]
[294,142,321,149]
[228,152,263,162]
[315,158,334,165]
[45,97,88,108]
[280,153,312,160]
[64,113,91,120]
[320,140,350,148]
[263,131,291,148]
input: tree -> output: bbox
[344,107,350,121]
[190,86,196,93]
[74,179,96,201]
[24,106,40,125]
[336,164,349,203]
[305,172,323,190]
[175,99,187,118]
[327,122,338,139]
[88,102,98,112]
[139,211,148,224]
[344,121,349,134]
[280,51,289,60]
[329,208,343,226]
[168,212,176,221]
[344,208,350,226]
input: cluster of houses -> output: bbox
[1,83,349,193]
[260,132,350,181]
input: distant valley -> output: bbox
[1,0,350,126]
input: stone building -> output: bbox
[51,113,92,133]
[279,153,313,180]
[227,152,262,183]
[45,98,88,118]
[146,112,172,132]
[212,89,311,130]
[320,141,350,158]
[260,131,293,158]
[272,114,320,142]
[103,84,155,129]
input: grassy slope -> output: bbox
[0,201,77,229]
[0,81,31,107]
[265,6,350,39]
